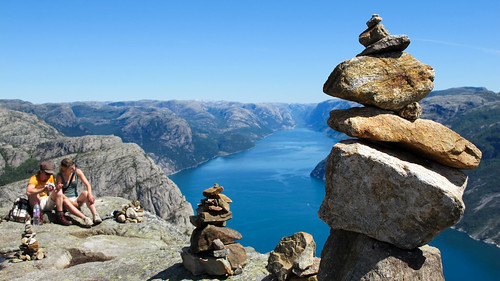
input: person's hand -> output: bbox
[56,183,64,191]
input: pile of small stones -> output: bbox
[114,200,145,223]
[10,223,46,262]
[181,183,247,276]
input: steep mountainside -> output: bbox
[0,107,193,232]
[309,87,500,246]
[421,87,500,245]
[0,100,309,175]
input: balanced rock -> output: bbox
[328,107,482,169]
[318,139,468,249]
[366,14,383,28]
[358,34,410,56]
[267,232,318,281]
[359,22,390,47]
[397,101,423,120]
[318,229,445,281]
[203,183,224,198]
[190,224,242,253]
[323,52,435,111]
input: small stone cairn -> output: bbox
[317,14,482,280]
[11,223,46,262]
[266,232,320,281]
[181,183,247,276]
[114,200,145,223]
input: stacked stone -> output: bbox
[181,183,247,276]
[11,224,46,262]
[317,15,482,280]
[266,232,321,281]
[114,200,145,223]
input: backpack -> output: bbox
[7,197,30,223]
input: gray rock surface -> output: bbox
[318,139,468,249]
[318,229,445,281]
[0,196,270,281]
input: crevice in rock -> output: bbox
[65,248,114,268]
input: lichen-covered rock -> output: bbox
[323,52,435,111]
[318,139,468,249]
[328,107,482,169]
[318,229,445,281]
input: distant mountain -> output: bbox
[421,87,500,245]
[0,99,314,175]
[308,87,500,246]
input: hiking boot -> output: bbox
[56,211,72,226]
[83,217,93,228]
[93,213,102,225]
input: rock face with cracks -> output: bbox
[318,139,468,249]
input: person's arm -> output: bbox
[56,174,64,191]
[26,183,44,196]
[77,168,95,204]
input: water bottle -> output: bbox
[33,203,40,225]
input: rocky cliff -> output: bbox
[0,107,193,232]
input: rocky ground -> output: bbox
[0,196,270,281]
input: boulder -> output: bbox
[328,106,482,169]
[190,224,242,253]
[358,34,410,56]
[323,52,435,111]
[318,139,468,249]
[266,232,316,281]
[318,229,445,281]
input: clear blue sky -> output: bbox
[1,0,498,104]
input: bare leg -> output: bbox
[63,197,86,219]
[78,191,98,216]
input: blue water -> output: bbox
[171,127,500,281]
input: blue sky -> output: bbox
[1,1,498,104]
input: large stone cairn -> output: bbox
[181,183,247,276]
[318,14,482,280]
[266,232,321,281]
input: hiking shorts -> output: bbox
[40,196,56,212]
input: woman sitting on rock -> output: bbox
[56,158,102,227]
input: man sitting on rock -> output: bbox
[26,161,72,225]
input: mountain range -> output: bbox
[0,86,498,247]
